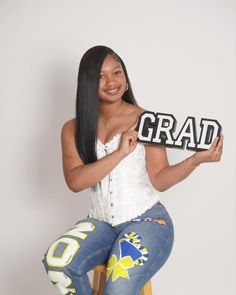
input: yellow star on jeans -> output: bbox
[106,254,135,282]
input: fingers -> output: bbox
[211,136,220,149]
[210,134,223,150]
[125,120,139,145]
[127,119,139,131]
[120,129,138,149]
[215,134,224,160]
[209,133,224,161]
[126,131,138,143]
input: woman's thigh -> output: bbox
[42,217,118,275]
[104,203,174,295]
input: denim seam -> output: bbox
[80,272,88,295]
[134,228,174,295]
[74,245,113,294]
[150,233,174,273]
[77,244,112,275]
[62,268,88,295]
[134,247,165,295]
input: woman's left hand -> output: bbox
[192,133,224,166]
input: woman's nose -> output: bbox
[106,75,116,87]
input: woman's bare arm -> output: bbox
[145,134,224,192]
[61,120,125,193]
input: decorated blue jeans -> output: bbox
[42,201,174,295]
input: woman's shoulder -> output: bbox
[127,104,150,118]
[61,118,76,135]
[63,117,76,127]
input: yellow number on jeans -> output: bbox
[46,222,95,267]
[46,237,80,267]
[65,222,95,240]
[48,270,76,295]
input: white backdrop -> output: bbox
[0,0,235,294]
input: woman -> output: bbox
[42,45,224,295]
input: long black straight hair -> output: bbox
[75,45,139,164]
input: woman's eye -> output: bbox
[100,74,104,79]
[115,70,122,75]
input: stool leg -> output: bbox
[98,272,106,295]
[141,280,152,295]
[92,270,100,294]
[93,266,152,295]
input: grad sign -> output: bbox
[136,111,222,152]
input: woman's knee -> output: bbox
[42,236,80,275]
[42,220,97,273]
[42,218,117,274]
[42,235,91,295]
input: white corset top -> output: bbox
[88,133,160,226]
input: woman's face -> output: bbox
[98,54,127,102]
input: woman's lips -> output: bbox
[105,87,119,95]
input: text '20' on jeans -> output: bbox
[42,201,174,295]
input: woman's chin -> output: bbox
[99,92,124,102]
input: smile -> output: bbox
[105,87,119,95]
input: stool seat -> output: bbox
[92,264,152,295]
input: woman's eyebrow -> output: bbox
[100,65,122,73]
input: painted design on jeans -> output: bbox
[46,222,96,268]
[106,231,149,282]
[106,255,135,281]
[132,217,166,226]
[48,271,76,295]
[45,222,96,294]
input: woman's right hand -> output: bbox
[117,120,139,157]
